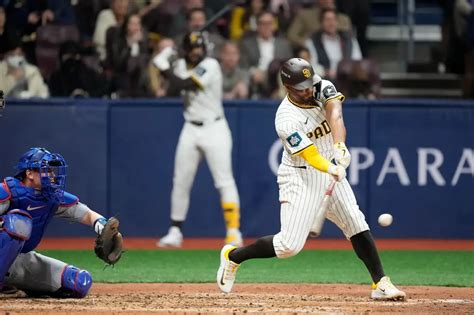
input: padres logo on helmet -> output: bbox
[280,58,320,90]
[190,32,199,44]
[302,68,311,78]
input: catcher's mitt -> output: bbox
[94,217,123,265]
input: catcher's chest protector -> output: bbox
[4,177,59,253]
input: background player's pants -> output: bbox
[273,164,369,258]
[5,251,66,293]
[170,119,239,222]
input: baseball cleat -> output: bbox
[371,276,406,301]
[217,244,239,293]
[157,226,183,248]
[225,228,243,247]
[0,285,18,295]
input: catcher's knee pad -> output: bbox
[57,265,92,298]
[0,210,32,284]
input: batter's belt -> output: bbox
[188,116,222,126]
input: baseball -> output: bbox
[378,213,393,227]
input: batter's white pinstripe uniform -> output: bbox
[273,80,369,258]
[170,57,239,222]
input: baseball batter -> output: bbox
[217,58,406,301]
[0,147,121,297]
[153,32,242,248]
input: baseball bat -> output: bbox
[198,0,245,32]
[308,180,336,238]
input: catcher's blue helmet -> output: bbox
[15,147,67,202]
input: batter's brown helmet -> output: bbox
[280,58,321,90]
[182,31,206,53]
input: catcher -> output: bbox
[0,147,123,298]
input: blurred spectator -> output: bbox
[305,8,361,81]
[175,7,224,58]
[454,0,473,44]
[0,40,49,98]
[139,0,173,40]
[287,0,351,48]
[93,0,130,60]
[439,0,473,74]
[35,24,80,81]
[4,0,76,63]
[4,0,75,38]
[73,0,109,41]
[229,0,269,40]
[220,41,249,99]
[48,41,107,97]
[454,0,474,97]
[467,3,474,50]
[169,0,213,37]
[105,13,150,97]
[266,58,285,99]
[0,5,9,57]
[239,11,292,98]
[294,45,311,61]
[147,37,178,97]
[44,0,76,24]
[336,59,380,99]
[335,0,369,57]
[269,0,293,33]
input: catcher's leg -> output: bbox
[5,251,92,298]
[0,210,32,289]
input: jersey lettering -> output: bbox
[306,120,332,140]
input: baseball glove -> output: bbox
[94,217,123,265]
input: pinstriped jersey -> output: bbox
[275,79,345,167]
[173,57,224,122]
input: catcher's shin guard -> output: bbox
[55,265,92,298]
[0,210,32,288]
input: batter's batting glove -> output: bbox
[152,46,176,71]
[334,142,351,169]
[328,164,346,182]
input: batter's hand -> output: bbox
[334,142,351,169]
[328,164,346,182]
[153,46,176,71]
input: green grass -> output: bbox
[38,250,474,287]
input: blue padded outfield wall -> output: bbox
[0,99,473,239]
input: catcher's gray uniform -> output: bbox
[1,200,92,295]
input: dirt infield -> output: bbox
[4,238,468,314]
[2,283,474,314]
